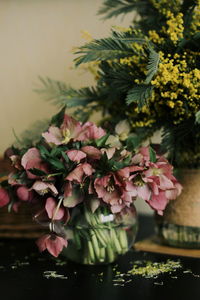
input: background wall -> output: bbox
[0,0,152,214]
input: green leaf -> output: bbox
[126,135,142,150]
[95,133,110,147]
[28,168,47,176]
[50,147,63,157]
[149,146,156,163]
[98,0,149,20]
[144,47,160,84]
[74,37,134,66]
[126,84,153,107]
[37,145,50,159]
[48,158,65,171]
[61,151,70,163]
[195,110,200,124]
[50,106,66,127]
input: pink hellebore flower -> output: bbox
[36,234,67,257]
[81,146,102,160]
[94,175,135,213]
[21,148,48,179]
[142,157,182,214]
[66,150,86,162]
[42,126,63,145]
[81,122,106,140]
[0,188,10,207]
[42,115,84,146]
[45,197,65,220]
[21,148,41,169]
[31,181,58,196]
[16,186,34,202]
[66,163,94,183]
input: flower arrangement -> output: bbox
[38,0,200,168]
[0,110,181,261]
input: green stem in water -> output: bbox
[110,228,122,254]
[87,240,95,263]
[106,244,115,263]
[74,229,82,250]
[118,229,128,253]
[90,230,100,259]
[99,247,106,262]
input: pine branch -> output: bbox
[126,84,153,108]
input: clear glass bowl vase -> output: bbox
[62,205,138,265]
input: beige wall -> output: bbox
[0,0,152,214]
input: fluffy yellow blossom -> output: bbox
[148,30,164,44]
[166,12,184,43]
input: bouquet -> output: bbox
[38,0,200,168]
[0,109,181,261]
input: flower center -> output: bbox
[106,185,115,193]
[152,168,162,176]
[62,129,71,144]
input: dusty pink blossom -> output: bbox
[0,188,10,207]
[45,197,65,220]
[16,186,34,202]
[81,146,102,160]
[42,126,63,145]
[80,122,106,140]
[66,163,94,183]
[21,148,41,169]
[94,174,137,213]
[66,150,86,162]
[36,234,67,257]
[31,181,58,196]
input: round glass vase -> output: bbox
[62,205,138,265]
[155,169,200,249]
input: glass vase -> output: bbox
[62,205,138,265]
[155,169,200,249]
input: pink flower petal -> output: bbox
[45,197,65,220]
[16,186,33,202]
[0,188,10,207]
[46,235,67,257]
[137,185,151,201]
[82,163,94,176]
[66,166,84,183]
[36,234,67,257]
[42,126,62,145]
[64,182,72,197]
[100,147,115,159]
[159,174,174,190]
[80,122,106,140]
[148,191,168,214]
[81,146,102,160]
[21,148,41,169]
[66,150,86,162]
[31,181,58,196]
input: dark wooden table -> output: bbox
[0,215,199,300]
